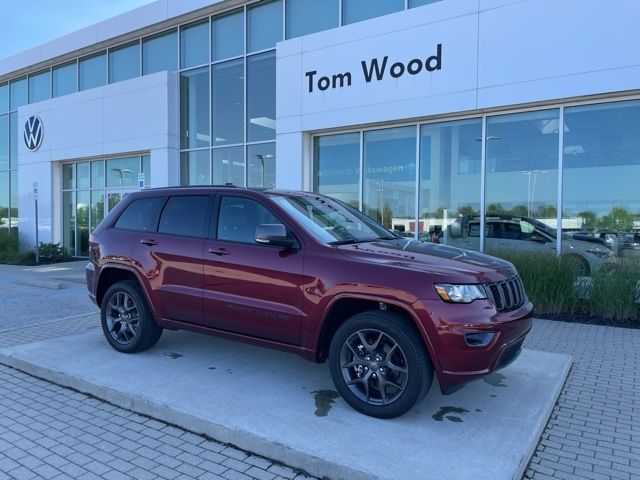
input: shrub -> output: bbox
[488,249,640,322]
[37,242,72,262]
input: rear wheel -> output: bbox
[100,280,162,353]
[329,310,433,418]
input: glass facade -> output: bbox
[28,70,51,103]
[247,0,282,52]
[343,0,405,25]
[0,83,18,242]
[79,52,107,91]
[61,155,149,256]
[314,99,640,264]
[109,42,140,83]
[286,0,339,39]
[53,62,78,97]
[142,30,178,75]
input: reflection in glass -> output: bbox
[142,154,150,186]
[53,62,78,97]
[286,0,339,39]
[247,0,282,52]
[212,10,243,61]
[77,162,90,189]
[77,190,90,256]
[485,109,559,253]
[247,52,276,142]
[63,164,75,190]
[563,100,640,261]
[106,157,140,187]
[29,70,51,103]
[363,127,417,231]
[0,83,7,113]
[180,150,210,185]
[79,53,107,91]
[143,29,178,75]
[180,67,210,149]
[10,77,27,110]
[91,190,105,231]
[107,192,122,213]
[91,160,105,188]
[181,20,209,68]
[0,115,8,170]
[409,0,443,7]
[419,119,482,248]
[9,172,17,235]
[212,59,244,146]
[0,171,8,233]
[213,147,245,187]
[315,133,360,208]
[247,143,276,188]
[343,0,404,25]
[9,113,16,169]
[63,191,75,254]
[109,42,140,83]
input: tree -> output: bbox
[578,210,597,231]
[597,206,634,232]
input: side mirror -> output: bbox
[255,224,295,249]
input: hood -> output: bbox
[337,239,516,283]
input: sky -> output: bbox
[0,0,156,60]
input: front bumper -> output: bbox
[416,298,534,392]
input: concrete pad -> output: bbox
[0,327,571,480]
[14,278,66,290]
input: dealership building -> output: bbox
[0,0,639,257]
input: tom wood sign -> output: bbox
[305,43,442,93]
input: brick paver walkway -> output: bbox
[0,316,638,480]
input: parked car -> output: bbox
[86,187,533,418]
[446,216,616,275]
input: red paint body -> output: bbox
[86,187,533,392]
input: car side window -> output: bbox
[158,195,210,238]
[217,196,282,244]
[114,197,165,231]
[501,222,522,240]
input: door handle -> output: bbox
[209,248,231,256]
[140,239,158,246]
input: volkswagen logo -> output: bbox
[24,115,43,151]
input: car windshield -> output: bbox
[524,217,557,237]
[270,194,397,245]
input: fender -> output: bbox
[316,293,443,375]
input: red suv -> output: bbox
[86,187,533,418]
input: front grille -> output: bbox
[485,275,526,312]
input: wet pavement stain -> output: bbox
[483,373,507,387]
[490,394,497,398]
[311,390,340,417]
[475,408,482,412]
[432,406,470,423]
[208,367,217,370]
[163,352,183,359]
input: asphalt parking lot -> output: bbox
[0,261,638,480]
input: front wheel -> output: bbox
[100,280,162,353]
[329,311,433,419]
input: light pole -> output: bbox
[521,170,550,217]
[254,154,274,188]
[111,168,133,186]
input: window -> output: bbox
[212,10,243,61]
[114,197,165,231]
[158,196,209,237]
[343,0,404,25]
[247,0,282,53]
[419,119,482,246]
[409,0,443,7]
[106,157,141,187]
[9,77,27,109]
[9,113,16,169]
[247,51,276,142]
[485,109,559,251]
[63,164,75,190]
[180,67,210,149]
[181,20,209,69]
[363,126,417,231]
[217,196,280,244]
[143,29,178,75]
[562,100,640,258]
[53,62,78,97]
[315,133,360,208]
[212,59,244,146]
[77,162,90,189]
[79,52,107,91]
[28,70,51,103]
[180,150,210,185]
[247,143,276,188]
[0,83,7,113]
[0,115,7,171]
[91,160,105,188]
[213,147,244,187]
[286,0,339,39]
[109,42,140,83]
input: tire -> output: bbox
[329,310,433,419]
[100,280,163,353]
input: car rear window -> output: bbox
[158,195,210,238]
[114,197,165,231]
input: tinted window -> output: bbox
[286,0,338,39]
[181,20,209,68]
[0,83,7,113]
[114,197,165,231]
[29,70,51,103]
[212,9,243,61]
[217,196,280,244]
[143,29,178,75]
[79,52,107,91]
[158,196,210,237]
[410,0,443,7]
[10,77,27,109]
[247,51,275,142]
[343,0,404,25]
[247,0,282,52]
[53,62,77,97]
[109,42,140,83]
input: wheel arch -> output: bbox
[96,265,155,317]
[315,295,441,373]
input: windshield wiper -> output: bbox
[328,236,396,246]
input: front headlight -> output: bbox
[434,284,487,303]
